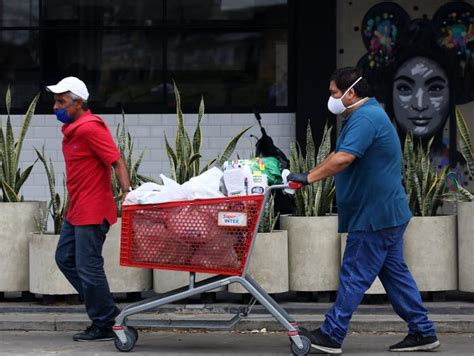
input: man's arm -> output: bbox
[307,151,356,183]
[112,157,132,201]
[309,152,335,173]
[288,151,356,185]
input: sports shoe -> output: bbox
[73,325,115,342]
[299,327,342,354]
[389,333,440,352]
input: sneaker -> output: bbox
[73,325,115,342]
[389,333,441,352]
[299,327,342,354]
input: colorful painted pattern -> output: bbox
[364,13,398,68]
[439,11,474,62]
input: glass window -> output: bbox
[0,1,39,27]
[167,29,288,109]
[0,0,289,112]
[43,0,163,26]
[42,29,164,109]
[0,30,40,108]
[168,0,287,24]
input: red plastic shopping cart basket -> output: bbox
[120,195,265,276]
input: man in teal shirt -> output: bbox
[288,67,439,354]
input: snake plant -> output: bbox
[456,108,474,178]
[258,193,280,233]
[35,146,67,234]
[289,122,335,216]
[0,88,39,202]
[440,108,474,202]
[402,133,448,216]
[165,82,251,184]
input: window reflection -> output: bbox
[43,0,163,26]
[167,29,288,109]
[0,1,39,27]
[168,0,287,23]
[0,30,40,107]
[43,30,164,109]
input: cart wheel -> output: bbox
[128,326,139,342]
[114,328,136,352]
[290,335,311,356]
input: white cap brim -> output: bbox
[46,84,68,94]
[46,84,88,101]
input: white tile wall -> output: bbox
[9,112,295,202]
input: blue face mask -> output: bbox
[54,108,75,124]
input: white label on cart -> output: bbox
[218,212,247,227]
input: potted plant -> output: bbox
[280,122,340,295]
[445,109,474,292]
[154,82,251,295]
[401,133,456,292]
[105,111,153,295]
[229,193,289,295]
[0,88,45,293]
[29,147,75,296]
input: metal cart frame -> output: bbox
[113,184,311,355]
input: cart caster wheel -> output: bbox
[290,335,311,356]
[128,326,138,342]
[114,328,136,352]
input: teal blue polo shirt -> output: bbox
[335,98,412,233]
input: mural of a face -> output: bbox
[392,57,449,138]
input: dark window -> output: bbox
[0,0,290,113]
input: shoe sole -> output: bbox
[74,337,115,342]
[389,340,441,352]
[311,343,343,354]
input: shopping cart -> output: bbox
[113,183,312,355]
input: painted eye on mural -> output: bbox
[396,83,412,94]
[428,84,445,93]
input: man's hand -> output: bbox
[287,172,310,185]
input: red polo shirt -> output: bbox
[62,110,120,226]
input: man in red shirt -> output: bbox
[46,77,131,342]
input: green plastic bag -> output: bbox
[222,157,282,185]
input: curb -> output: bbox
[1,312,473,333]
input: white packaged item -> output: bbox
[248,172,268,195]
[223,169,246,196]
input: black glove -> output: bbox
[287,172,309,185]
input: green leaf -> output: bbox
[2,181,20,202]
[164,134,178,181]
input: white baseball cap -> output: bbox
[46,76,89,101]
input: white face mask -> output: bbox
[327,76,366,115]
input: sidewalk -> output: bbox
[1,301,473,333]
[1,330,473,355]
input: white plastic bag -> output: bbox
[181,167,224,199]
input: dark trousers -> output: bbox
[321,222,436,344]
[55,219,117,329]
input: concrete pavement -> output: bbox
[0,331,473,355]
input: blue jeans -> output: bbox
[55,219,118,329]
[321,222,436,344]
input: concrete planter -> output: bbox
[280,215,340,291]
[29,233,76,295]
[229,231,289,294]
[457,202,474,292]
[104,218,152,293]
[340,234,386,294]
[0,201,46,292]
[404,216,457,292]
